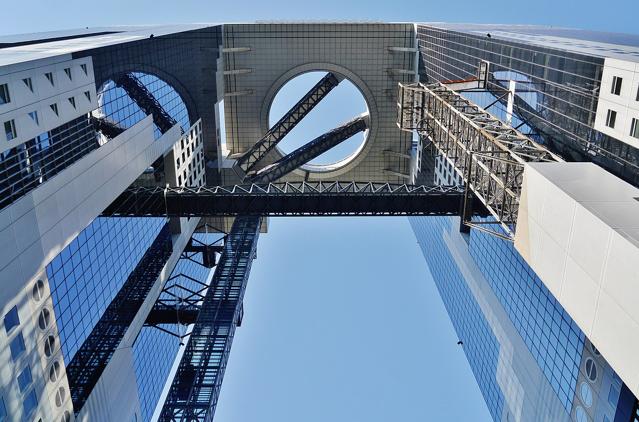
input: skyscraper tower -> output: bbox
[0,23,637,422]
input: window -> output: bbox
[32,280,45,301]
[608,384,620,405]
[44,335,56,357]
[63,68,72,80]
[580,383,593,407]
[61,410,71,422]
[50,103,59,116]
[4,120,17,140]
[585,357,598,381]
[22,390,37,416]
[54,387,66,407]
[4,306,19,333]
[636,86,639,102]
[17,366,32,392]
[0,396,7,421]
[84,90,91,101]
[630,118,639,139]
[80,63,88,75]
[45,72,54,86]
[574,406,587,422]
[0,83,10,105]
[68,97,76,109]
[49,361,61,382]
[10,333,26,360]
[606,109,617,128]
[611,76,623,95]
[23,77,33,92]
[28,111,39,125]
[38,308,51,330]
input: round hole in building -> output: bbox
[32,279,45,302]
[61,410,71,422]
[268,71,369,172]
[38,308,51,330]
[585,357,598,382]
[44,335,56,357]
[49,361,61,382]
[574,405,589,422]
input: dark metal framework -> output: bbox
[66,224,173,414]
[89,116,125,139]
[249,115,368,183]
[115,72,178,134]
[233,72,341,176]
[159,216,261,421]
[398,81,561,237]
[101,181,480,218]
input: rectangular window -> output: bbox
[631,118,639,139]
[17,366,32,392]
[23,77,33,92]
[4,306,19,333]
[4,120,17,141]
[0,83,10,105]
[50,103,59,116]
[80,63,88,75]
[64,67,72,80]
[84,90,91,101]
[611,76,623,95]
[22,390,37,416]
[606,109,617,128]
[608,384,620,406]
[9,333,26,360]
[0,396,6,421]
[68,97,76,109]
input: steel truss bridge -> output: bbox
[88,76,561,422]
[397,81,562,238]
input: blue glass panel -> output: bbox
[17,366,32,392]
[9,333,26,361]
[3,306,19,333]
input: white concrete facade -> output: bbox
[515,162,639,398]
[594,58,639,149]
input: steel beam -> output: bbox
[90,116,125,139]
[397,81,562,237]
[116,73,178,134]
[249,114,368,183]
[159,215,261,421]
[67,224,173,414]
[233,72,341,176]
[101,181,484,218]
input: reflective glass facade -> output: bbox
[46,217,166,364]
[416,24,639,186]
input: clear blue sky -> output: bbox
[5,2,637,421]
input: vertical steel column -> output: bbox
[159,216,261,421]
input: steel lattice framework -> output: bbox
[249,115,369,183]
[159,216,261,422]
[101,181,476,217]
[90,116,125,139]
[116,73,179,134]
[66,224,173,415]
[397,81,562,238]
[233,72,341,176]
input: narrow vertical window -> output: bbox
[64,67,72,80]
[606,109,617,128]
[4,120,17,140]
[630,118,639,139]
[23,77,33,92]
[636,86,639,102]
[45,72,54,86]
[84,90,91,101]
[0,83,10,104]
[68,97,76,109]
[80,63,88,75]
[28,111,39,125]
[611,76,622,95]
[50,103,59,116]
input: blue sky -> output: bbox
[5,1,637,421]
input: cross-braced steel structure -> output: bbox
[101,181,480,217]
[233,72,342,177]
[159,216,261,422]
[397,81,563,238]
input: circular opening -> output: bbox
[574,406,589,422]
[61,411,71,422]
[49,361,61,382]
[55,386,66,407]
[269,71,368,171]
[32,280,45,302]
[44,336,56,357]
[580,382,593,407]
[38,308,51,330]
[585,357,598,382]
